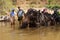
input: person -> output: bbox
[10,8,15,25]
[17,7,24,25]
[42,8,47,13]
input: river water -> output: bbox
[0,21,60,40]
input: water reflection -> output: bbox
[0,21,60,40]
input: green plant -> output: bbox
[0,0,15,15]
[48,0,52,5]
[46,5,60,10]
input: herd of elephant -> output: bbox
[20,8,60,29]
[14,8,60,29]
[0,8,60,29]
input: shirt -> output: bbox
[17,9,24,17]
[10,11,15,16]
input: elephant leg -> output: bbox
[29,22,37,28]
[44,21,48,27]
[20,22,28,29]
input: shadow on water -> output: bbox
[0,21,60,40]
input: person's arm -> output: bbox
[17,11,19,17]
[23,10,25,16]
[10,12,11,17]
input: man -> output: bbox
[17,7,24,25]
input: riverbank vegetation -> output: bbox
[0,0,60,15]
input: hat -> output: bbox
[43,8,47,11]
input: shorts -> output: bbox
[10,16,15,23]
[18,16,23,21]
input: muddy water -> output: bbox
[0,21,60,40]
